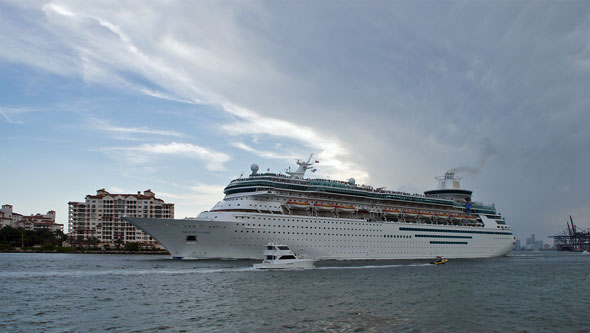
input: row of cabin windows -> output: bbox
[232,240,487,252]
[235,230,411,238]
[240,223,380,232]
[236,216,381,227]
[399,227,512,235]
[266,255,296,260]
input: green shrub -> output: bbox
[124,242,141,252]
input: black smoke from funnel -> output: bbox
[450,141,496,175]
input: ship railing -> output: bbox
[231,174,475,206]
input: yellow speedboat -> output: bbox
[430,256,448,265]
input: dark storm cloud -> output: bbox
[214,1,590,239]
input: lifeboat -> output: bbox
[286,201,311,210]
[314,203,335,211]
[335,205,355,213]
[403,211,418,218]
[449,215,465,223]
[383,209,400,217]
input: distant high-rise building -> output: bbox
[68,189,174,247]
[514,239,521,250]
[525,234,537,249]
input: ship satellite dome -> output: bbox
[251,164,259,173]
[348,178,356,185]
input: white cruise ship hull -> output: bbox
[125,212,514,260]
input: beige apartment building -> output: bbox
[0,204,64,232]
[1,204,64,232]
[68,189,174,247]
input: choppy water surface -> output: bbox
[1,251,589,332]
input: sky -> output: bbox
[1,0,590,243]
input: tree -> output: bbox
[124,242,140,252]
[114,237,124,250]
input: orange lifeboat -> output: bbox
[286,201,311,210]
[383,209,400,217]
[335,205,355,213]
[314,203,335,211]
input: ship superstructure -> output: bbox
[125,155,514,260]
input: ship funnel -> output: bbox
[435,170,463,189]
[425,169,472,202]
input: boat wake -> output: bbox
[1,262,435,278]
[316,263,431,270]
[0,267,257,278]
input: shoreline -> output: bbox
[0,249,170,255]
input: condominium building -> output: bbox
[68,189,174,247]
[0,204,64,232]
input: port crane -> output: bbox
[552,216,590,251]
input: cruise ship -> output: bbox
[125,155,515,260]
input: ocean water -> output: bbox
[0,251,588,332]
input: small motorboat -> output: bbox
[254,242,315,270]
[430,256,448,265]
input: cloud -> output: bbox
[43,3,75,17]
[158,183,228,218]
[159,184,226,199]
[90,118,186,139]
[0,108,23,125]
[100,142,230,171]
[449,141,497,176]
[136,87,198,104]
[0,106,44,125]
[28,1,371,181]
[222,103,369,182]
[229,142,298,160]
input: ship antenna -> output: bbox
[286,153,316,179]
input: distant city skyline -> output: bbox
[2,1,590,241]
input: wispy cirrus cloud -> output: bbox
[230,141,298,160]
[0,106,43,125]
[0,108,23,124]
[100,142,230,171]
[91,118,185,139]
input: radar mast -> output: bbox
[286,153,317,179]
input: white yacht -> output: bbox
[124,154,515,260]
[253,242,315,270]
